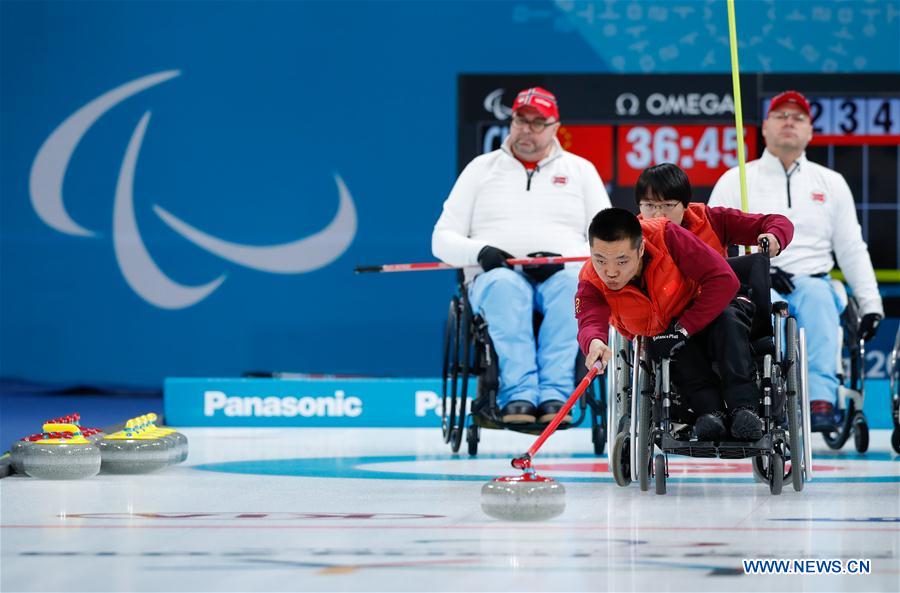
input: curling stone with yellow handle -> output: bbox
[98,419,169,474]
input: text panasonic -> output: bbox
[204,390,363,418]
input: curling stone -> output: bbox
[98,419,169,474]
[146,413,188,464]
[21,424,101,480]
[480,363,602,521]
[481,471,566,521]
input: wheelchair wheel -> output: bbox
[654,454,666,495]
[823,426,850,449]
[892,428,900,455]
[441,296,460,443]
[637,392,652,493]
[629,340,653,491]
[441,295,471,454]
[611,431,631,487]
[452,302,475,453]
[769,453,784,495]
[592,424,606,456]
[606,329,631,461]
[785,317,805,492]
[447,428,460,453]
[441,296,459,443]
[786,390,804,492]
[853,413,869,453]
[754,452,793,486]
[822,401,853,450]
[466,424,479,456]
[825,294,865,451]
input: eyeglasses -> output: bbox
[770,111,809,123]
[639,201,682,213]
[511,115,557,133]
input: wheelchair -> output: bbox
[890,326,900,454]
[441,271,606,456]
[607,250,813,496]
[820,280,870,452]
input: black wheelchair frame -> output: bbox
[440,271,606,456]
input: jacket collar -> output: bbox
[761,148,807,175]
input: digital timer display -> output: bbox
[617,125,757,185]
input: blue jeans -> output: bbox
[468,267,579,408]
[772,275,843,405]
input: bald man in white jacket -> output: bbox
[432,87,611,424]
[709,90,883,432]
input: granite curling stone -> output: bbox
[98,419,170,474]
[481,473,566,521]
[21,423,101,480]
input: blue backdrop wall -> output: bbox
[2,0,899,385]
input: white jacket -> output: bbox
[432,138,611,275]
[709,149,883,316]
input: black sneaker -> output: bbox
[694,411,727,441]
[730,407,763,440]
[536,400,573,424]
[500,400,537,424]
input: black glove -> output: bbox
[522,251,564,283]
[770,266,795,295]
[648,322,689,361]
[477,245,513,272]
[858,313,883,342]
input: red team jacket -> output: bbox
[576,219,739,353]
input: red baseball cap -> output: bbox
[767,90,811,118]
[512,87,559,120]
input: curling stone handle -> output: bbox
[511,454,532,471]
[42,423,80,434]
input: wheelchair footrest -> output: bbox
[661,433,776,459]
[471,416,583,434]
[470,402,591,432]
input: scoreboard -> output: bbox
[458,74,900,311]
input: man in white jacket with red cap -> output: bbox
[432,87,611,424]
[709,90,884,432]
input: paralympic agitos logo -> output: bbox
[29,71,357,309]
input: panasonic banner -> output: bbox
[164,377,475,428]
